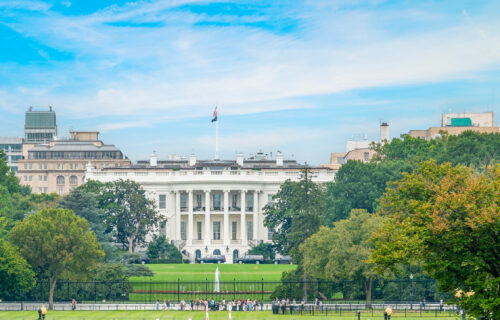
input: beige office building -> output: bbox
[17,131,130,195]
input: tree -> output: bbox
[147,236,182,262]
[323,160,413,225]
[248,243,276,261]
[300,209,385,307]
[370,161,500,319]
[263,169,326,262]
[58,189,110,242]
[0,238,35,300]
[9,208,104,309]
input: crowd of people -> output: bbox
[154,298,266,311]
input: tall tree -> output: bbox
[263,168,326,263]
[9,208,104,309]
[0,238,35,300]
[301,209,385,307]
[370,161,500,319]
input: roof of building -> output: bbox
[127,159,327,170]
[29,142,121,152]
[25,109,56,129]
[0,136,23,144]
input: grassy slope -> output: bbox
[0,310,458,320]
[129,264,296,282]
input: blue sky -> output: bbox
[1,0,499,165]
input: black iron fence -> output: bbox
[12,279,449,304]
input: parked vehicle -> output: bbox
[235,254,264,264]
[196,255,226,264]
[273,255,292,264]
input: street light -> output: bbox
[410,274,414,310]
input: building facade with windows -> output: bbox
[17,131,130,195]
[85,151,335,263]
[0,136,23,171]
[24,106,57,143]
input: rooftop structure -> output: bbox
[24,106,57,143]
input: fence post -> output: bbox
[149,279,152,304]
[233,278,236,300]
[261,278,264,302]
[94,281,97,304]
[205,278,208,301]
[177,278,180,303]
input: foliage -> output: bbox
[80,179,164,252]
[374,131,500,168]
[301,209,385,306]
[0,150,30,195]
[91,263,127,281]
[124,264,154,278]
[58,189,110,242]
[323,160,413,225]
[263,169,326,263]
[0,238,35,300]
[9,208,105,309]
[370,161,500,319]
[248,243,276,261]
[147,236,182,262]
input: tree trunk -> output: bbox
[302,273,308,301]
[128,223,140,253]
[49,277,57,310]
[364,278,373,308]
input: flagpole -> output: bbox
[215,109,219,160]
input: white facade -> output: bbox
[85,155,335,263]
[441,112,494,127]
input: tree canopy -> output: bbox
[9,208,104,309]
[370,161,500,319]
[0,238,35,300]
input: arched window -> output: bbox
[233,250,239,263]
[213,249,221,255]
[195,250,201,260]
[69,175,78,185]
[56,175,65,185]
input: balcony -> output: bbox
[228,206,241,212]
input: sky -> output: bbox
[0,0,499,165]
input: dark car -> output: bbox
[273,256,292,264]
[196,255,226,264]
[235,254,264,264]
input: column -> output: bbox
[204,190,211,246]
[240,189,247,245]
[175,191,181,241]
[253,190,259,241]
[223,190,230,246]
[188,190,193,246]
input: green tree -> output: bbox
[370,161,500,319]
[248,243,276,261]
[9,208,104,309]
[58,189,110,242]
[0,238,35,300]
[324,160,413,225]
[147,236,182,262]
[301,209,385,307]
[263,169,325,263]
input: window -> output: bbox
[57,187,63,195]
[159,194,166,209]
[232,194,238,208]
[38,187,42,193]
[56,175,65,185]
[56,163,60,170]
[247,221,253,240]
[69,175,78,185]
[232,221,237,240]
[213,249,221,255]
[197,221,202,240]
[233,250,239,262]
[29,175,32,181]
[39,175,43,181]
[213,193,221,210]
[213,221,221,240]
[74,163,78,169]
[44,175,47,181]
[24,176,27,181]
[24,164,27,170]
[181,222,187,240]
[29,164,32,169]
[44,163,47,169]
[267,194,274,204]
[363,152,370,162]
[38,164,42,169]
[196,194,202,208]
[247,193,254,211]
[195,249,201,260]
[180,194,187,210]
[268,229,273,240]
[43,187,48,193]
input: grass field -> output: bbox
[0,310,460,320]
[129,264,296,282]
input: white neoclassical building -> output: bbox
[85,151,336,263]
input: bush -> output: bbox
[124,264,154,277]
[147,236,182,263]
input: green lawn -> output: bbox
[0,310,460,320]
[130,264,296,282]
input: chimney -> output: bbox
[189,153,196,166]
[237,152,244,166]
[86,161,93,173]
[380,122,390,143]
[276,151,283,167]
[150,151,158,167]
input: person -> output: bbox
[439,299,443,312]
[163,299,167,310]
[37,308,42,320]
[71,298,77,311]
[195,298,200,310]
[156,299,159,311]
[281,298,286,314]
[167,299,171,310]
[301,298,305,312]
[385,306,393,320]
[260,299,263,311]
[190,299,193,310]
[41,305,47,320]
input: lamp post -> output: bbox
[410,274,413,310]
